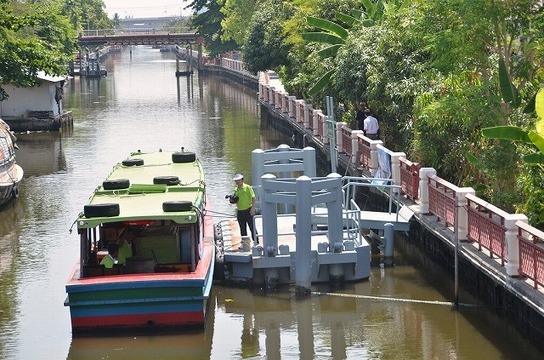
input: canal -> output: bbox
[0,45,542,359]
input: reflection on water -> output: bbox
[0,45,542,359]
[14,132,67,177]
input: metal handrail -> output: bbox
[342,176,402,223]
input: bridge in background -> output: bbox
[77,30,201,47]
[77,30,203,74]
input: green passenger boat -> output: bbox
[64,148,215,334]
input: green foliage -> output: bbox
[305,16,349,40]
[0,0,78,100]
[220,0,255,46]
[188,0,237,57]
[243,2,293,74]
[481,126,531,143]
[499,57,521,108]
[517,166,544,229]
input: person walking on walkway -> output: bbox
[232,173,257,245]
[363,108,380,140]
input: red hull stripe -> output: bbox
[70,301,203,317]
[71,311,204,328]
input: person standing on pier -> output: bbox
[232,173,257,245]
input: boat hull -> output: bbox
[65,242,214,333]
[0,119,23,207]
[0,169,22,207]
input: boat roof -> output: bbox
[77,149,206,228]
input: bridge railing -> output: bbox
[80,27,194,38]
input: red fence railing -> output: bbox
[517,221,544,289]
[399,157,420,200]
[466,195,507,265]
[427,175,456,227]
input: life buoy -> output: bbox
[172,152,196,163]
[84,203,120,218]
[103,178,130,190]
[122,158,144,166]
[162,201,192,212]
[153,176,180,185]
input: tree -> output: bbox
[301,0,410,96]
[220,0,256,46]
[60,0,113,33]
[187,0,237,57]
[0,0,77,100]
[243,2,293,74]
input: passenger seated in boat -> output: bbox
[117,227,135,265]
[100,243,119,268]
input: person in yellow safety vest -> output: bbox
[117,227,135,265]
[232,173,257,245]
[100,243,119,268]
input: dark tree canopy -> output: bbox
[187,0,237,57]
[243,2,292,74]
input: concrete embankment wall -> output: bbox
[200,65,259,91]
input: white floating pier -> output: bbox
[215,145,413,293]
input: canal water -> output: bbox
[0,45,542,360]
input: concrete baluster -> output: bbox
[369,140,382,177]
[312,110,321,136]
[275,91,282,109]
[268,87,275,107]
[456,187,475,241]
[288,96,296,118]
[282,94,289,113]
[304,104,311,128]
[505,214,528,277]
[351,130,364,165]
[335,122,345,153]
[419,168,437,214]
[391,152,406,194]
[321,113,329,144]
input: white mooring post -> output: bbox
[383,223,395,266]
[295,175,313,294]
[261,173,279,252]
[326,173,344,282]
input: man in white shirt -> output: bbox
[363,109,380,140]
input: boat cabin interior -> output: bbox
[80,220,202,278]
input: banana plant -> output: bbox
[301,15,350,95]
[301,0,410,95]
[480,57,544,165]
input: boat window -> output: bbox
[0,136,14,166]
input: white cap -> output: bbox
[233,173,243,181]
